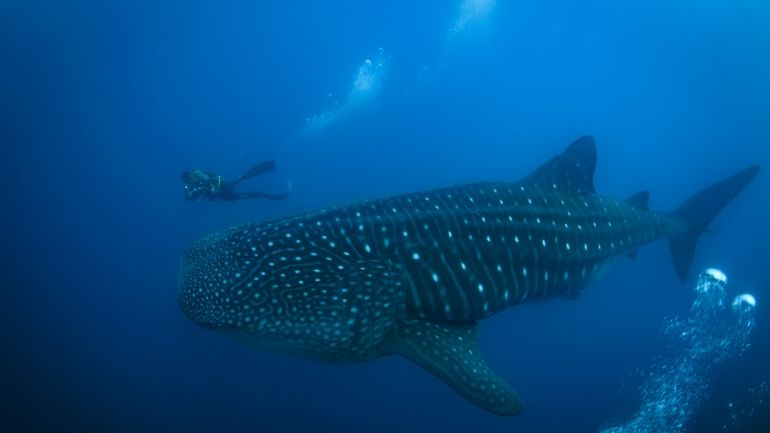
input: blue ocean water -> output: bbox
[1,1,769,432]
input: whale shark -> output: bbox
[178,136,759,415]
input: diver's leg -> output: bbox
[234,190,289,201]
[232,160,277,186]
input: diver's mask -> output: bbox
[182,170,209,200]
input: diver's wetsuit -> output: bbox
[182,160,290,202]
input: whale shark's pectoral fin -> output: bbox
[381,319,523,416]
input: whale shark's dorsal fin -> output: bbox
[523,135,597,195]
[381,320,523,416]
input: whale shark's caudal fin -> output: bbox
[381,320,523,416]
[669,165,760,282]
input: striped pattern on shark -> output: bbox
[179,136,759,415]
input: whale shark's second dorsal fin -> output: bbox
[522,135,597,195]
[381,320,523,416]
[625,190,650,210]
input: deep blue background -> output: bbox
[1,1,769,432]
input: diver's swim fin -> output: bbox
[233,160,277,185]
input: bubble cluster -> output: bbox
[601,269,756,433]
[451,0,496,33]
[304,48,390,134]
[722,379,770,430]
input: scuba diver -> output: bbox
[181,160,290,202]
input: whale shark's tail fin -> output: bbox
[668,165,760,282]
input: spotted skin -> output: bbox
[179,137,752,416]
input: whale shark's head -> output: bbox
[179,225,254,330]
[178,221,401,361]
[178,223,322,331]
